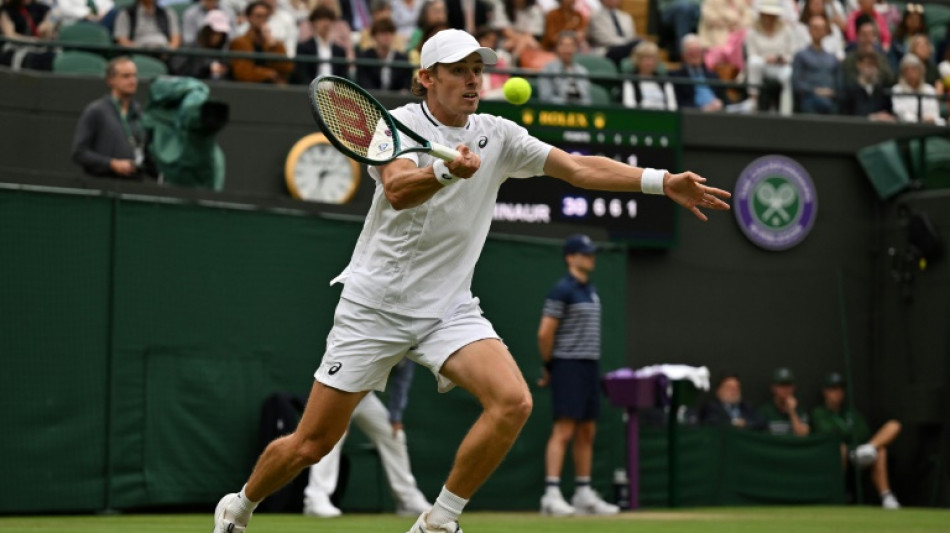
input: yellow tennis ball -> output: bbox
[503,77,532,105]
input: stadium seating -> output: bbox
[575,53,618,77]
[589,83,612,105]
[130,54,169,79]
[58,21,113,50]
[53,51,108,77]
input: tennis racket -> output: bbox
[308,75,461,165]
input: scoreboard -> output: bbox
[480,102,682,247]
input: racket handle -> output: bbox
[429,142,461,162]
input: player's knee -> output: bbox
[294,434,337,466]
[497,389,533,428]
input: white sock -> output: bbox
[427,486,468,527]
[229,485,260,523]
[544,477,562,497]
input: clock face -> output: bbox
[285,134,361,204]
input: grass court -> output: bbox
[3,506,948,533]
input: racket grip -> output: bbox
[429,143,461,162]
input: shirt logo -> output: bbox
[328,362,342,375]
[478,136,488,148]
[734,155,818,251]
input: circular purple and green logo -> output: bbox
[734,155,817,251]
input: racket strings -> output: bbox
[314,80,383,158]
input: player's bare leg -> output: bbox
[572,421,595,478]
[410,339,532,530]
[541,419,577,516]
[213,381,367,532]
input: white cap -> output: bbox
[419,29,498,70]
[757,0,783,15]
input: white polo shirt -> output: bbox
[332,101,553,318]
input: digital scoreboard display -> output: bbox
[479,102,681,247]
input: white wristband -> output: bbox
[433,160,459,187]
[641,168,667,195]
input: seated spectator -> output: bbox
[888,3,927,72]
[541,0,588,52]
[264,0,299,56]
[657,0,701,61]
[845,0,891,50]
[892,53,945,125]
[700,0,756,77]
[407,0,446,51]
[811,372,902,509]
[357,0,408,52]
[72,57,157,180]
[669,33,725,111]
[338,0,374,34]
[908,34,938,85]
[51,0,115,26]
[114,0,181,49]
[295,6,349,83]
[795,0,845,60]
[838,51,895,120]
[392,0,423,41]
[745,0,797,115]
[757,367,810,436]
[622,41,676,110]
[796,0,846,32]
[793,15,839,114]
[229,0,294,83]
[0,0,56,70]
[477,26,512,98]
[182,0,237,45]
[587,0,638,65]
[698,374,766,430]
[357,18,412,90]
[171,9,232,79]
[841,19,892,87]
[496,0,544,51]
[538,30,591,104]
[446,0,493,35]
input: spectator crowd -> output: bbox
[4,0,949,121]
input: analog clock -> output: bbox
[285,133,361,203]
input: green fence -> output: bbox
[0,186,629,513]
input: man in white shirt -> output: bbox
[212,28,731,533]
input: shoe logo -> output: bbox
[226,523,234,533]
[328,362,342,375]
[417,526,426,533]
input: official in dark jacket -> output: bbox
[356,18,412,92]
[698,374,766,430]
[294,5,349,84]
[72,56,157,180]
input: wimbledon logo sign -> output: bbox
[734,155,818,251]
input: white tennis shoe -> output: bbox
[540,491,575,516]
[405,511,462,533]
[572,489,620,515]
[213,493,249,533]
[303,493,342,518]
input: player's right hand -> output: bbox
[447,145,480,179]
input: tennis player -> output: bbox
[213,28,731,533]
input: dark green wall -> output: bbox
[0,188,628,513]
[2,69,949,507]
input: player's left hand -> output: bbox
[664,171,731,221]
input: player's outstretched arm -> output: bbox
[542,147,731,221]
[379,145,480,210]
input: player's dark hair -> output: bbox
[309,5,336,22]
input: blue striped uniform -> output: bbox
[543,273,602,420]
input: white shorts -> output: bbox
[314,296,500,393]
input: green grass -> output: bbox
[1,507,949,533]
